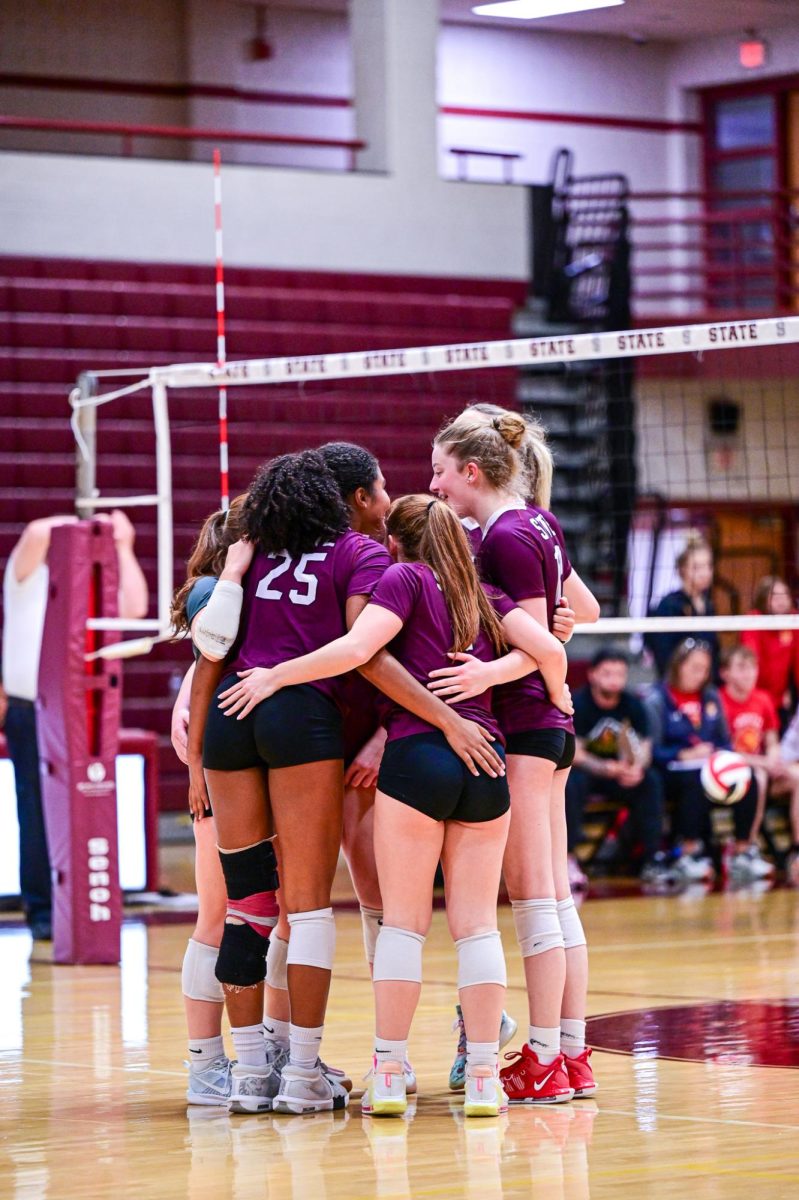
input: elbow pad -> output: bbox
[193,579,243,660]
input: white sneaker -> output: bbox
[672,849,715,883]
[403,1060,418,1095]
[463,1065,508,1118]
[729,845,775,882]
[229,1062,276,1114]
[186,1055,233,1106]
[361,1058,408,1117]
[273,1060,350,1115]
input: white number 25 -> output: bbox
[256,551,328,607]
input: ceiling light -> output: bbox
[473,1,625,19]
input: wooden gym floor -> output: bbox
[1,883,798,1199]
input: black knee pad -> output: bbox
[215,920,268,988]
[218,839,279,899]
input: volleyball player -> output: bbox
[218,494,571,1117]
[431,409,600,1103]
[256,441,391,1087]
[446,403,572,1090]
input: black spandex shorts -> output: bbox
[377,731,510,823]
[203,676,344,771]
[504,728,575,771]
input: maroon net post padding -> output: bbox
[37,521,122,964]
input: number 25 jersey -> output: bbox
[478,503,574,736]
[232,530,391,707]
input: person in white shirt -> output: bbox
[0,511,148,940]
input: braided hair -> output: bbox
[244,450,349,556]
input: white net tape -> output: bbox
[150,315,799,389]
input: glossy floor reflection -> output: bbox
[2,889,799,1198]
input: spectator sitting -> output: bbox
[566,647,670,889]
[645,533,719,678]
[718,644,779,882]
[769,707,799,886]
[740,575,799,729]
[645,637,760,886]
[0,512,148,941]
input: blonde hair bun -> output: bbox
[491,412,527,450]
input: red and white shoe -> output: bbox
[563,1047,597,1098]
[499,1045,574,1104]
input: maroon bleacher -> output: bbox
[0,255,524,809]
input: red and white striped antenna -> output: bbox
[213,148,229,511]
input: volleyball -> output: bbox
[700,751,753,805]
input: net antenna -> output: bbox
[213,148,230,512]
[72,312,799,660]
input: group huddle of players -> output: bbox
[170,402,600,1118]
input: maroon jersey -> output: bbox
[368,561,515,743]
[233,531,391,707]
[478,503,573,736]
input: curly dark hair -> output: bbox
[317,442,380,501]
[244,450,349,555]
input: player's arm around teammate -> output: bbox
[431,407,599,1104]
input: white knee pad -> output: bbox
[265,934,289,990]
[286,908,336,971]
[360,906,383,967]
[181,937,225,1003]
[456,930,507,990]
[557,896,587,949]
[372,926,425,984]
[511,898,564,958]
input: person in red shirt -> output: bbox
[719,644,780,880]
[740,576,799,727]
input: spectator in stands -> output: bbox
[775,709,799,885]
[646,638,760,886]
[0,512,148,941]
[646,533,719,678]
[741,575,799,729]
[565,647,670,889]
[718,645,778,882]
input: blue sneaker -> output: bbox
[449,1006,518,1092]
[449,1006,468,1091]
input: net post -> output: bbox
[37,521,122,964]
[152,379,174,633]
[74,371,98,511]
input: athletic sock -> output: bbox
[231,1023,268,1068]
[262,1016,290,1051]
[528,1025,561,1066]
[289,1023,324,1069]
[560,1018,587,1058]
[188,1035,225,1065]
[374,1036,408,1066]
[466,1040,499,1071]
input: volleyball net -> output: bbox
[70,312,799,658]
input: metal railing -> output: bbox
[0,114,365,170]
[629,189,799,317]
